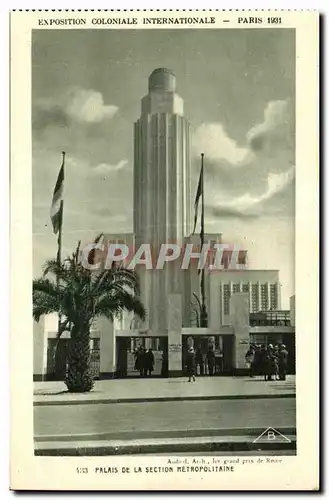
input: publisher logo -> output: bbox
[253,427,291,443]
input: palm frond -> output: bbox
[92,266,141,297]
[33,234,146,332]
[94,233,104,245]
[33,277,60,296]
[33,296,61,321]
[94,288,146,322]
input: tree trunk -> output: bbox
[65,323,94,393]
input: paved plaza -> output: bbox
[35,398,296,438]
[34,375,296,455]
[34,375,296,406]
[34,397,296,456]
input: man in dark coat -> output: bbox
[259,344,268,380]
[278,344,288,380]
[161,351,168,377]
[186,347,196,382]
[145,348,155,377]
[253,345,262,376]
[135,346,146,377]
[266,344,277,381]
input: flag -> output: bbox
[192,163,203,235]
[50,154,65,234]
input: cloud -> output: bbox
[191,98,295,221]
[210,166,295,219]
[192,123,251,166]
[33,87,118,130]
[210,206,257,220]
[65,88,118,123]
[247,99,292,153]
[90,160,129,176]
[230,166,295,210]
[192,98,293,166]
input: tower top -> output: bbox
[148,68,176,92]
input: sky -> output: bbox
[32,28,295,307]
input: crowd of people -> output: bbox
[195,345,223,376]
[185,345,222,382]
[245,343,289,381]
[133,346,155,377]
[131,342,289,382]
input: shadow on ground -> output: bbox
[34,389,104,396]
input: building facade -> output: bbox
[208,269,281,328]
[33,69,295,380]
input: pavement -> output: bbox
[34,375,296,406]
[34,397,296,456]
[35,433,297,456]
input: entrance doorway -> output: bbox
[115,336,168,378]
[182,335,234,376]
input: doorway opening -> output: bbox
[115,336,168,378]
[182,334,234,376]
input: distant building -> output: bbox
[208,269,281,327]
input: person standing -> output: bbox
[273,345,280,380]
[161,350,168,377]
[245,345,255,378]
[266,344,277,381]
[186,346,196,382]
[206,345,215,376]
[141,348,148,377]
[145,348,155,377]
[135,346,146,377]
[278,344,288,380]
[134,346,141,375]
[259,344,268,381]
[253,345,262,376]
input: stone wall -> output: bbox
[97,317,115,378]
[167,294,183,377]
[33,317,46,381]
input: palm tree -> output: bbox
[33,235,146,393]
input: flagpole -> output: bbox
[57,199,63,267]
[57,151,66,337]
[200,153,208,327]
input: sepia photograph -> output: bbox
[10,10,319,491]
[32,26,296,457]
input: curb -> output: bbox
[34,392,296,407]
[35,426,297,443]
[34,438,297,456]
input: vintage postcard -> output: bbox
[10,10,319,490]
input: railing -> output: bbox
[90,349,100,379]
[250,311,291,327]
